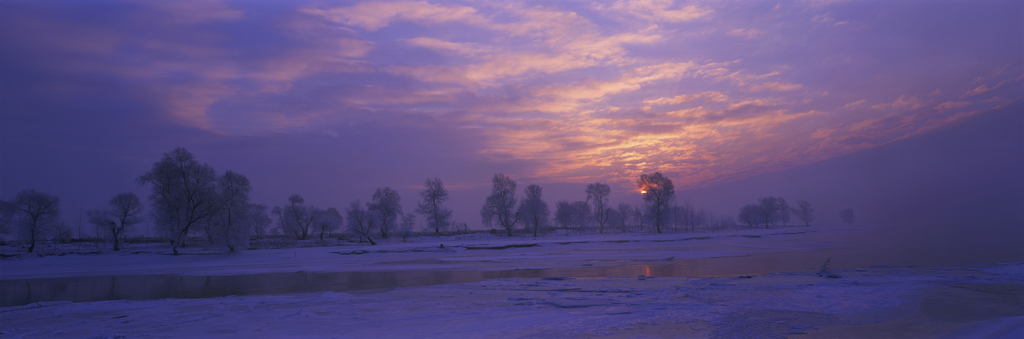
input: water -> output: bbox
[3,226,1020,307]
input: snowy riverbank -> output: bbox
[2,225,1022,338]
[3,262,1022,338]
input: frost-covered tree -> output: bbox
[12,190,61,253]
[586,182,611,234]
[637,172,674,233]
[137,148,220,254]
[368,187,401,239]
[555,200,591,232]
[839,209,855,226]
[345,200,376,245]
[757,197,780,228]
[316,207,342,241]
[216,171,252,251]
[777,198,791,226]
[87,192,143,251]
[615,203,634,232]
[791,200,814,226]
[398,212,416,242]
[273,194,320,240]
[517,184,549,238]
[554,200,572,230]
[0,199,16,237]
[738,204,765,228]
[480,173,519,236]
[416,178,452,235]
[570,201,592,232]
[246,203,272,238]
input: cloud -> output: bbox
[4,0,1019,196]
[748,82,802,92]
[144,0,244,24]
[643,92,729,107]
[935,101,970,111]
[727,28,765,39]
[605,0,712,22]
[871,95,923,111]
[966,84,990,96]
[300,1,487,31]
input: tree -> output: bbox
[586,183,611,234]
[88,192,143,251]
[570,201,592,232]
[637,172,674,233]
[777,198,791,227]
[398,212,416,242]
[137,148,220,254]
[247,203,272,238]
[555,200,591,233]
[273,194,320,240]
[345,200,376,245]
[738,204,764,228]
[791,200,814,226]
[0,199,16,237]
[671,203,701,232]
[757,196,780,228]
[554,200,572,229]
[840,209,855,226]
[615,203,633,232]
[416,178,452,235]
[368,187,401,239]
[12,190,61,253]
[517,184,549,238]
[216,171,252,251]
[480,173,519,236]
[317,207,342,241]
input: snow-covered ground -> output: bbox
[2,225,1022,338]
[1,227,838,279]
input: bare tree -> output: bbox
[757,197,780,228]
[615,203,633,232]
[791,200,814,226]
[246,203,272,238]
[273,194,319,240]
[570,201,592,233]
[839,209,855,226]
[777,198,791,227]
[398,212,416,242]
[517,184,549,238]
[0,199,16,237]
[87,192,143,251]
[554,200,572,229]
[586,182,611,234]
[738,204,764,228]
[368,187,401,239]
[317,207,342,241]
[554,200,591,233]
[480,173,519,236]
[637,172,674,233]
[215,171,252,251]
[345,200,376,245]
[12,190,61,253]
[416,178,452,235]
[137,148,220,254]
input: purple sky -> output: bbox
[1,0,1021,232]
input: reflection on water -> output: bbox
[3,226,1020,307]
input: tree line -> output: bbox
[0,147,847,253]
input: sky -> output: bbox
[1,0,1021,234]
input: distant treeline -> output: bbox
[1,147,838,253]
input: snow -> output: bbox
[2,225,1022,338]
[0,227,841,279]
